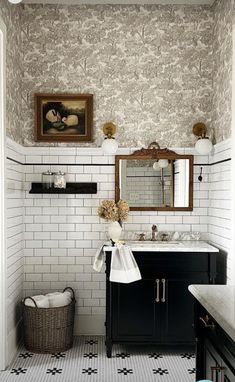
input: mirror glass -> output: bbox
[116,152,193,211]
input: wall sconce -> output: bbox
[153,159,169,170]
[158,159,169,169]
[101,122,119,155]
[150,142,169,170]
[8,0,22,3]
[193,122,213,155]
[153,162,160,171]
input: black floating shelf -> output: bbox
[29,182,97,194]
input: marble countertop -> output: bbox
[104,241,219,253]
[189,285,235,342]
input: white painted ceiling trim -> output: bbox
[22,0,214,5]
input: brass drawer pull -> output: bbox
[155,279,160,303]
[211,365,225,380]
[199,315,215,329]
[161,279,166,302]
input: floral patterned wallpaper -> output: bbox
[211,0,233,143]
[0,0,23,145]
[21,4,214,147]
[1,1,233,147]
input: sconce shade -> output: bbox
[158,159,169,169]
[102,138,118,155]
[8,0,22,3]
[153,162,160,171]
[195,138,213,155]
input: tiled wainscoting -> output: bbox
[5,138,232,360]
[208,140,232,279]
[6,140,25,364]
[22,145,211,336]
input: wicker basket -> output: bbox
[22,287,76,353]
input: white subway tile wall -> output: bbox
[208,140,232,281]
[24,146,210,335]
[125,164,171,207]
[6,139,25,351]
[6,138,232,335]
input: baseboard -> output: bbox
[74,315,105,335]
[7,320,23,367]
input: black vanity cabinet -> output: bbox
[204,339,235,381]
[105,251,217,357]
[194,301,235,381]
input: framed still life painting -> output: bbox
[35,93,93,142]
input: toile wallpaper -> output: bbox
[0,0,23,145]
[21,4,214,147]
[211,0,233,143]
[0,1,233,147]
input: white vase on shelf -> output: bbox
[108,221,122,242]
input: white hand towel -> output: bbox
[24,295,50,308]
[110,244,142,283]
[46,292,72,308]
[93,245,105,272]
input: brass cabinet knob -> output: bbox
[199,315,215,329]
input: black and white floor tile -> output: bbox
[0,337,196,382]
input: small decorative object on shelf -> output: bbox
[42,170,54,189]
[97,199,129,242]
[54,171,66,189]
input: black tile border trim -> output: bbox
[7,157,23,165]
[195,158,231,167]
[6,157,113,166]
[7,156,231,167]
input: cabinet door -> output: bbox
[112,278,159,341]
[161,273,209,344]
[205,342,220,382]
[223,368,234,382]
[204,342,235,382]
[221,359,235,382]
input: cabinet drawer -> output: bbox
[133,252,210,273]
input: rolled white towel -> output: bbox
[46,291,73,299]
[46,291,72,308]
[24,295,50,308]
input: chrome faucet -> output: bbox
[151,225,158,241]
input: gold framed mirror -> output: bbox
[115,147,193,211]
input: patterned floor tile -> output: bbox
[0,336,196,382]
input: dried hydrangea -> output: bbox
[97,200,119,222]
[97,199,129,223]
[117,200,129,222]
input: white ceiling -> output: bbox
[23,0,214,5]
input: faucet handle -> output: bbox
[160,233,168,242]
[138,233,145,241]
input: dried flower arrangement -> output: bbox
[97,199,129,224]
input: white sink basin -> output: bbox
[104,241,219,253]
[127,241,181,246]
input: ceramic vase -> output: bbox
[108,221,122,242]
